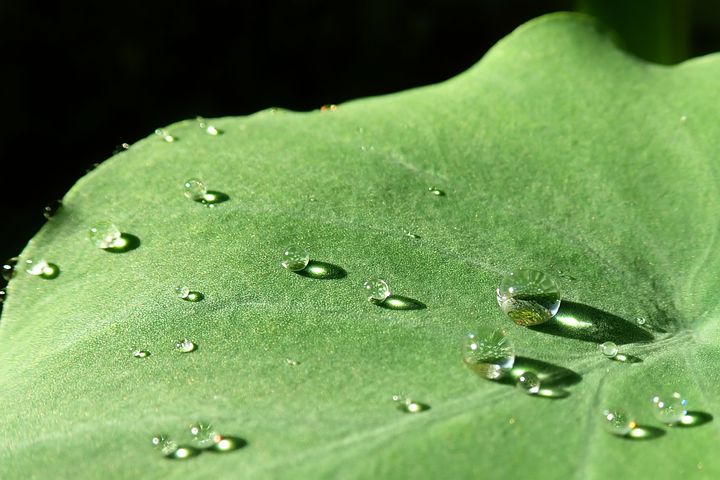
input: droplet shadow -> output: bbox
[204,191,229,205]
[295,260,347,280]
[374,295,426,311]
[495,356,581,399]
[529,301,654,345]
[611,353,642,364]
[104,233,141,253]
[181,292,204,302]
[209,436,248,452]
[39,263,61,280]
[624,425,666,440]
[678,411,713,428]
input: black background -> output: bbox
[1,0,719,264]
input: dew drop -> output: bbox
[42,200,62,220]
[515,371,541,394]
[601,408,637,436]
[175,287,202,302]
[286,358,300,366]
[462,328,515,380]
[496,269,561,326]
[428,186,445,196]
[113,142,131,154]
[24,259,59,279]
[155,128,175,143]
[2,257,18,282]
[132,349,150,358]
[651,392,687,425]
[189,422,221,449]
[183,178,208,202]
[392,394,429,413]
[88,221,123,249]
[599,341,619,358]
[175,339,197,353]
[636,316,647,326]
[281,245,310,271]
[196,116,220,135]
[363,277,391,302]
[151,435,179,456]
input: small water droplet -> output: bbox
[320,104,338,112]
[88,222,123,249]
[24,259,59,279]
[175,339,197,353]
[2,257,18,281]
[155,128,175,142]
[0,289,6,303]
[680,115,687,123]
[211,436,243,452]
[132,349,150,358]
[392,394,429,413]
[183,178,208,202]
[363,277,391,302]
[175,286,203,302]
[599,341,619,358]
[42,200,62,220]
[428,186,445,196]
[281,245,310,271]
[307,194,317,202]
[651,392,687,425]
[601,408,637,436]
[462,328,515,380]
[189,422,221,449]
[496,269,561,326]
[515,371,541,394]
[286,358,300,366]
[508,417,516,425]
[636,316,647,326]
[113,142,131,154]
[196,117,220,135]
[151,435,179,456]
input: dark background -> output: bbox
[1,0,719,266]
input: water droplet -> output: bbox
[428,186,445,196]
[680,115,688,123]
[196,116,220,135]
[24,259,59,279]
[515,371,541,394]
[151,435,179,456]
[320,104,338,112]
[601,408,637,436]
[88,222,123,249]
[363,277,391,302]
[286,358,300,366]
[281,245,310,271]
[496,269,561,326]
[651,392,687,425]
[307,194,317,202]
[175,287,203,302]
[189,422,221,449]
[183,178,208,202]
[599,341,619,358]
[113,142,131,154]
[2,257,18,281]
[155,128,175,142]
[636,316,647,326]
[508,417,516,425]
[42,200,62,219]
[175,339,197,353]
[392,394,429,413]
[462,328,515,380]
[0,289,6,303]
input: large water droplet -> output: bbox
[601,408,637,436]
[175,339,197,353]
[189,422,221,449]
[281,245,310,271]
[392,394,430,413]
[42,200,62,220]
[2,257,18,281]
[496,269,561,326]
[24,259,59,279]
[515,371,541,394]
[462,328,515,380]
[88,222,123,249]
[599,341,619,358]
[155,128,175,143]
[363,277,391,302]
[651,392,687,425]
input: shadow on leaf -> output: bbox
[492,356,581,399]
[678,411,713,428]
[105,233,141,253]
[374,295,426,311]
[295,260,347,280]
[529,301,653,345]
[624,425,666,441]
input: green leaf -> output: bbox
[1,12,718,479]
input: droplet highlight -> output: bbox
[599,341,619,358]
[281,245,310,271]
[175,286,203,302]
[601,408,637,436]
[636,316,647,326]
[88,222,123,249]
[462,329,515,380]
[392,394,429,413]
[651,392,687,425]
[175,339,197,353]
[515,371,541,394]
[496,269,561,326]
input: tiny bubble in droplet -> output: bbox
[196,116,220,135]
[599,341,619,358]
[155,128,175,142]
[175,339,197,353]
[113,142,131,155]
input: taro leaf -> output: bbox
[1,13,718,479]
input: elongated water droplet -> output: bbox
[155,128,175,143]
[24,259,59,279]
[151,435,179,456]
[599,341,619,358]
[113,142,131,154]
[189,422,221,449]
[183,179,208,202]
[428,186,445,196]
[175,339,197,353]
[463,328,515,380]
[496,269,561,326]
[196,116,220,135]
[516,371,541,394]
[392,394,429,413]
[2,257,18,281]
[651,392,687,425]
[363,277,391,302]
[132,349,150,358]
[601,408,637,436]
[281,245,310,271]
[88,222,123,249]
[42,200,62,220]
